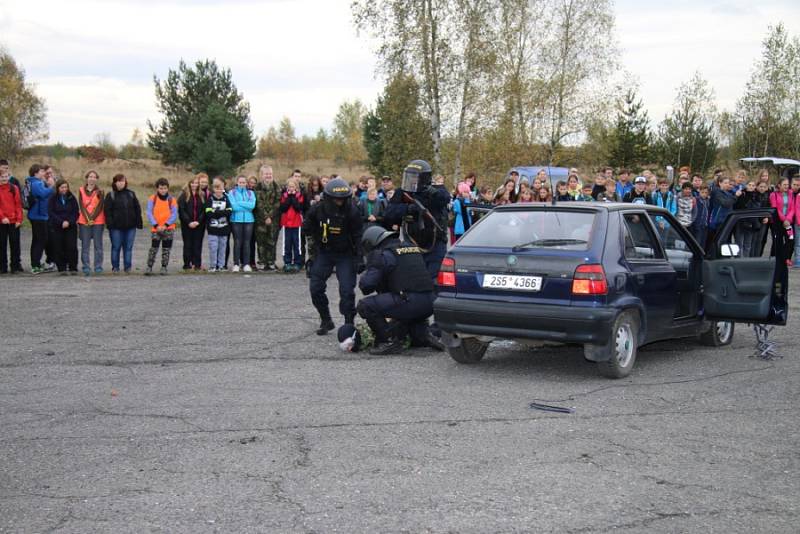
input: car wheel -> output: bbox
[447,337,489,364]
[698,321,735,347]
[597,311,639,379]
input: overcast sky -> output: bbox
[2,0,799,146]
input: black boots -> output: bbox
[316,318,335,335]
[369,338,405,355]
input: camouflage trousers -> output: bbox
[255,224,278,265]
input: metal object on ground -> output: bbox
[752,323,781,360]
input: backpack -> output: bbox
[21,178,34,210]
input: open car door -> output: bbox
[702,208,788,325]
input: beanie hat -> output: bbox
[457,182,471,195]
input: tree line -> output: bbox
[2,15,799,181]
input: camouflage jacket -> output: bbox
[254,180,281,226]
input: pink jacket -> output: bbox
[769,190,795,225]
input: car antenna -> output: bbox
[549,168,556,205]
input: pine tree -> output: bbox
[147,59,255,176]
[363,74,433,179]
[609,89,651,169]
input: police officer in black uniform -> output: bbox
[305,177,364,335]
[384,160,451,279]
[357,225,445,355]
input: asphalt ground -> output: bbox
[1,229,799,533]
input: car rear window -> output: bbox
[458,210,595,250]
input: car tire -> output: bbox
[597,311,639,379]
[698,321,735,347]
[447,337,489,364]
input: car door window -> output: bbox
[622,213,663,260]
[646,214,694,269]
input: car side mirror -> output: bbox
[720,243,740,257]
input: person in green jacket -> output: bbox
[254,164,281,270]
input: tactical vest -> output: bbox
[386,242,434,293]
[318,203,355,253]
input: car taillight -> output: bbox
[437,257,456,287]
[572,264,607,295]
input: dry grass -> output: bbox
[9,157,371,200]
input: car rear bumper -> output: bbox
[434,296,617,344]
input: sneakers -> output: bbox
[283,264,292,273]
[232,265,241,273]
[267,263,277,271]
[31,266,43,274]
[369,339,405,355]
[43,262,56,273]
[243,265,252,273]
[208,267,217,273]
[144,266,154,276]
[160,266,168,275]
[316,318,335,335]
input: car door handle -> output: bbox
[635,274,645,284]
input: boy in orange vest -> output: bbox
[145,178,177,275]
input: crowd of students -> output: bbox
[1,159,799,275]
[447,166,800,267]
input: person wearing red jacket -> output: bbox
[0,169,23,273]
[279,178,304,273]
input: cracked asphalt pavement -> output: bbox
[1,234,799,532]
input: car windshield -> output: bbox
[458,210,595,251]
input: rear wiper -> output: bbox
[511,238,587,251]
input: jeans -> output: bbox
[692,226,708,252]
[30,220,49,268]
[231,223,253,266]
[109,228,136,271]
[736,227,759,258]
[0,224,22,272]
[208,234,228,269]
[79,224,104,272]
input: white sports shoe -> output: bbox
[232,265,240,272]
[243,265,252,272]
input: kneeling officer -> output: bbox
[357,226,445,355]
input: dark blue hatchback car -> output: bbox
[433,203,789,378]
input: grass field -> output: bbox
[8,157,371,200]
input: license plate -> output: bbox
[482,274,542,291]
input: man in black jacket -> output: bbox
[304,178,364,335]
[357,226,445,355]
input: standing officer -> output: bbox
[304,177,363,335]
[357,226,445,355]
[384,160,451,279]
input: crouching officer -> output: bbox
[305,177,364,335]
[357,226,445,355]
[384,160,451,278]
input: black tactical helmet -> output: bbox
[324,177,352,199]
[401,160,432,193]
[361,225,396,254]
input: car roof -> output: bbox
[740,157,800,167]
[492,202,672,215]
